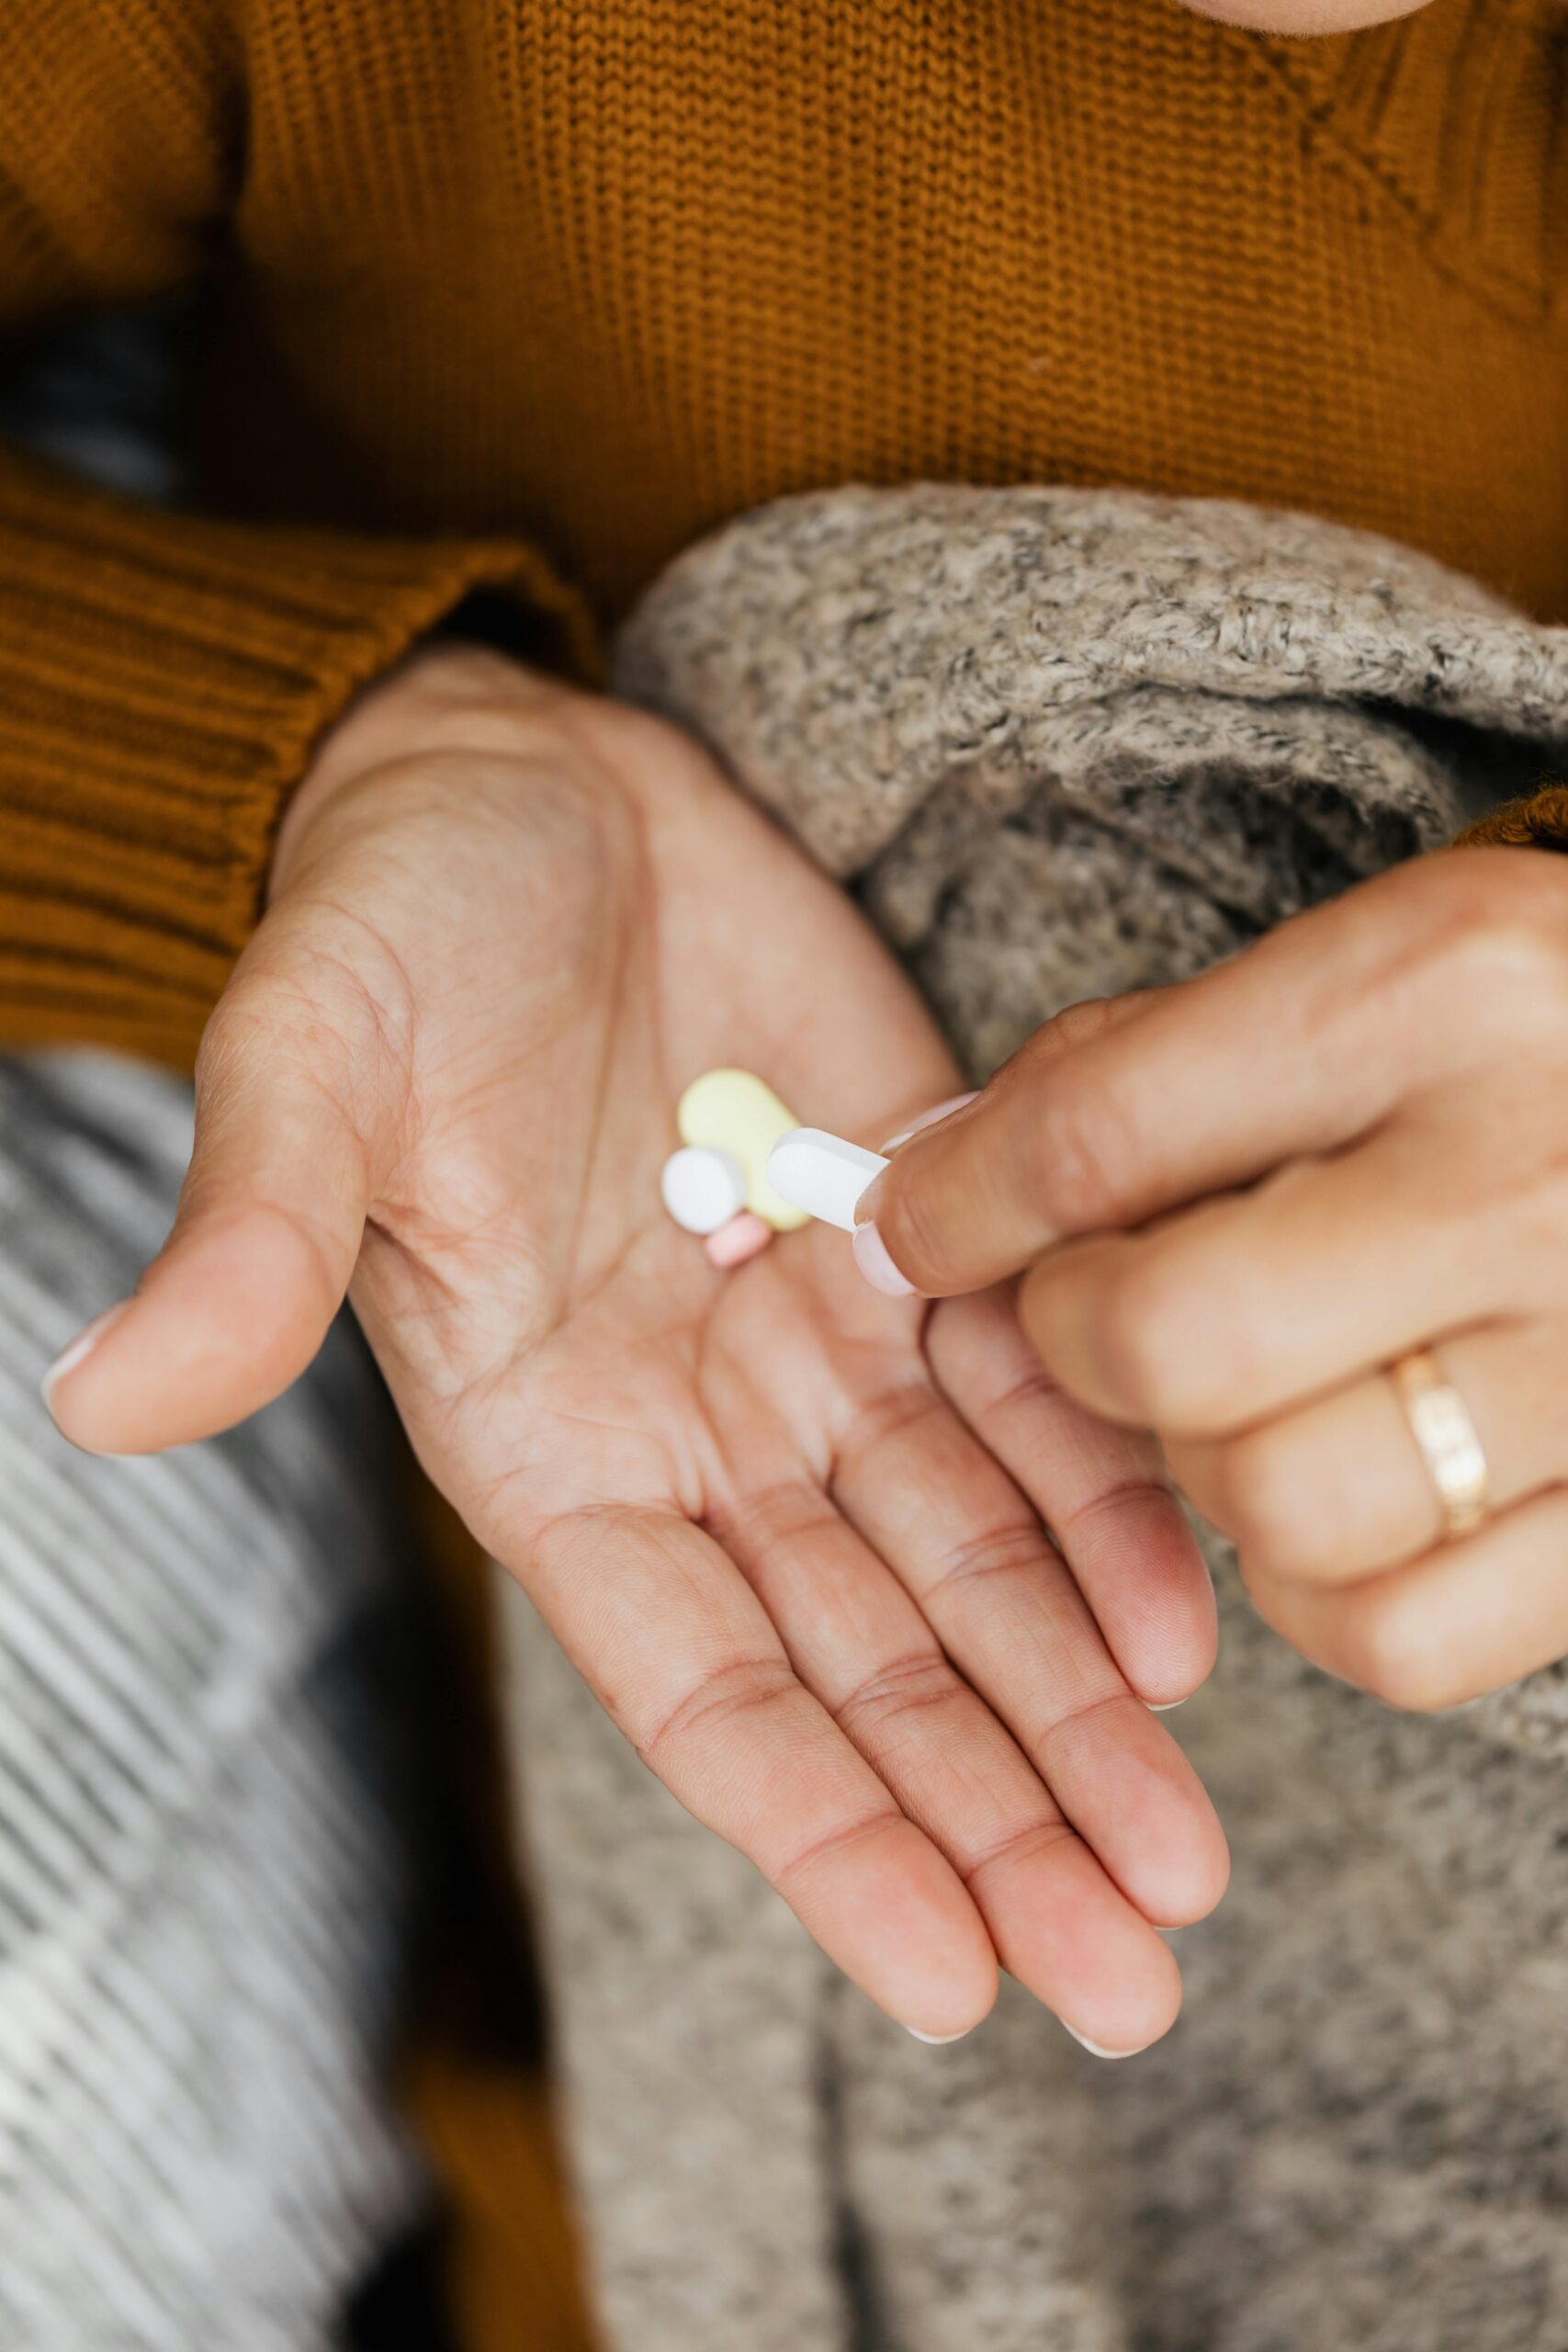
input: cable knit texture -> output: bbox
[499,482,1568,2352]
[2,0,1568,1058]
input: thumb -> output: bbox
[853,989,1160,1300]
[44,991,374,1454]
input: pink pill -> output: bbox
[704,1212,773,1270]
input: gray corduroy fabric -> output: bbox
[501,486,1568,2352]
[0,1055,428,2349]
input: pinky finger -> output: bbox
[1246,1484,1568,1714]
[522,1504,999,2039]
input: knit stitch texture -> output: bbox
[3,0,1568,1057]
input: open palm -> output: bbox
[51,654,1225,2050]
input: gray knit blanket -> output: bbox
[502,488,1568,2352]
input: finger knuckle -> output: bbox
[1484,1158,1568,1303]
[773,1803,905,1895]
[1032,996,1123,1057]
[1094,1253,1201,1423]
[928,1517,1056,1600]
[834,1651,971,1746]
[1021,1077,1144,1237]
[963,1815,1077,1894]
[1425,852,1568,1004]
[1219,1425,1324,1581]
[637,1652,801,1767]
[1058,1472,1177,1545]
[1340,1586,1453,1713]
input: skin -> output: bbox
[860,849,1568,1718]
[45,646,1226,2052]
[1181,0,1432,28]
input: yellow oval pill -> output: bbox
[675,1069,810,1232]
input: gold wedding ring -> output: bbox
[1389,1348,1491,1542]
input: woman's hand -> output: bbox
[45,645,1224,2051]
[860,846,1568,1714]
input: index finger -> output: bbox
[856,856,1513,1300]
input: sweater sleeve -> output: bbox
[0,2,598,1066]
[1456,786,1568,856]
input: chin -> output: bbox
[1178,0,1433,28]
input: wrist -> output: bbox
[269,642,587,901]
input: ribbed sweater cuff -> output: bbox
[0,449,601,1066]
[1456,784,1568,856]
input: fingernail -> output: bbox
[1147,1700,1184,1713]
[907,2024,974,2044]
[42,1302,130,1410]
[1062,2021,1141,2060]
[852,1221,917,1298]
[704,1212,773,1270]
[880,1091,980,1153]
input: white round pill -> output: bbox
[660,1146,747,1236]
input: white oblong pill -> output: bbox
[765,1129,889,1233]
[660,1146,747,1236]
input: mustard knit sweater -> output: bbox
[3,0,1567,1065]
